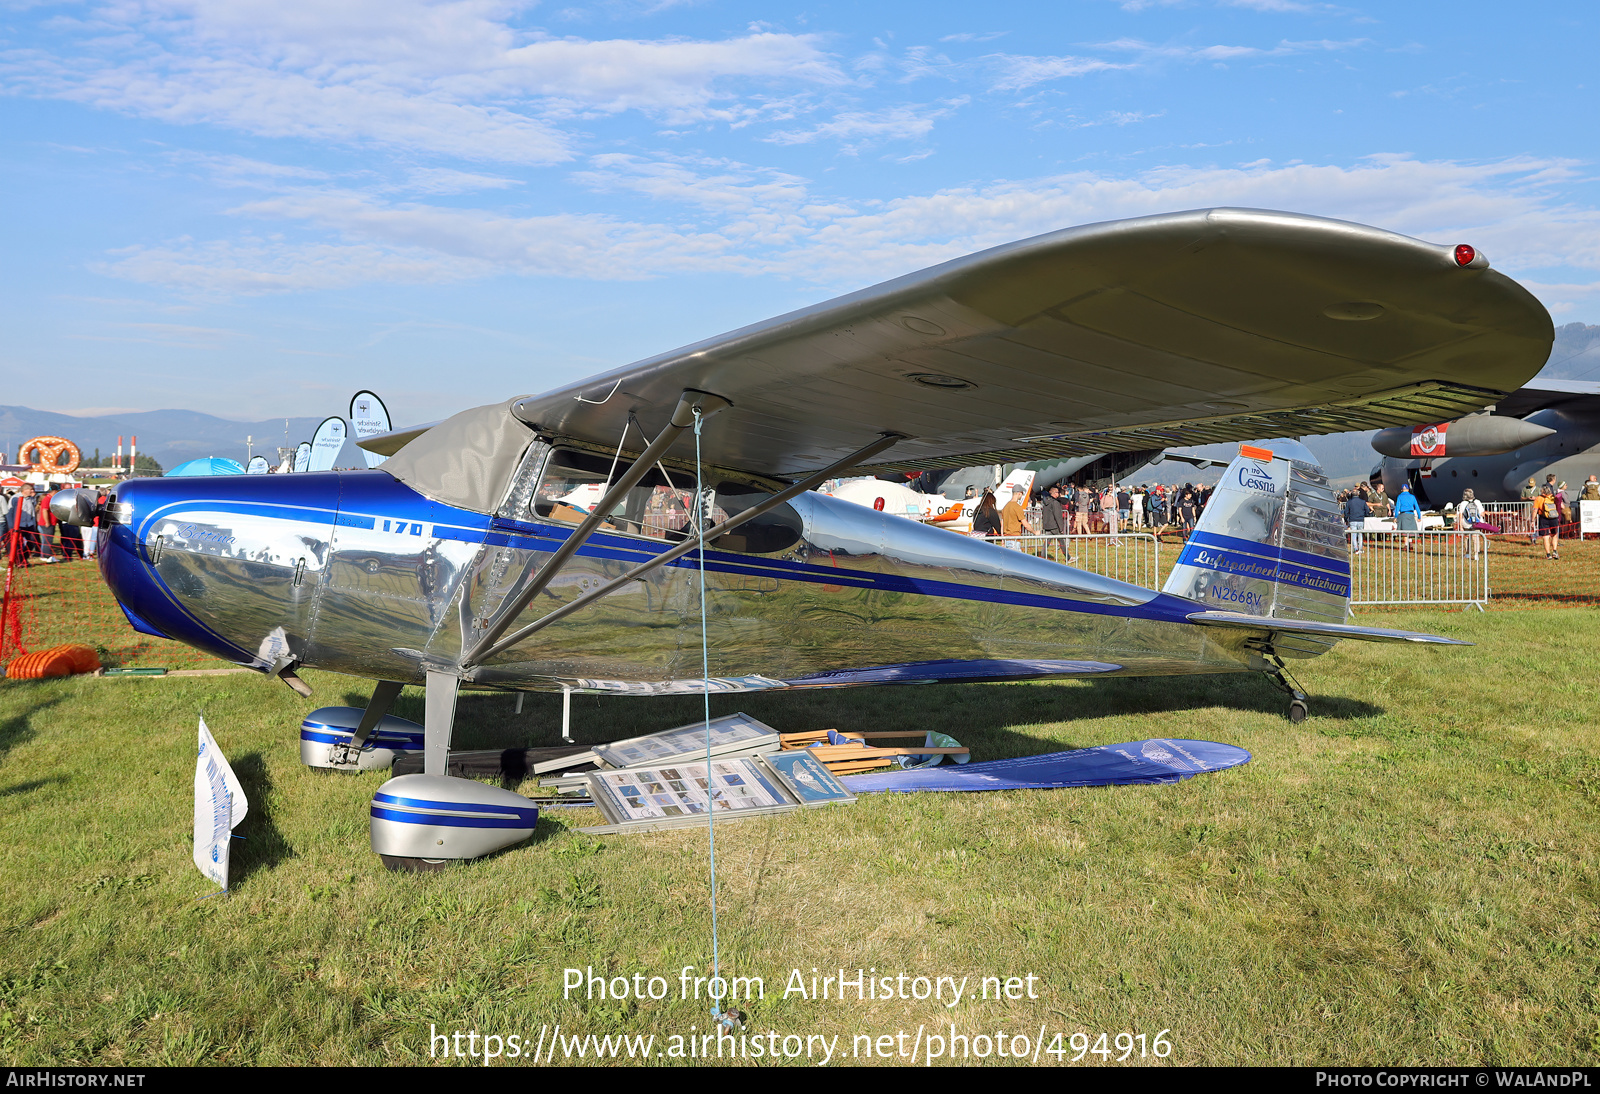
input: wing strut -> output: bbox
[461,429,906,672]
[459,389,731,669]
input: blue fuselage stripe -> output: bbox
[373,792,537,818]
[1176,544,1352,598]
[370,806,538,829]
[301,729,425,748]
[1184,530,1350,577]
[125,483,1204,639]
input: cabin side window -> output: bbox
[532,448,712,543]
[531,449,801,555]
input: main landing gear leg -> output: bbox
[423,670,460,777]
[1264,654,1309,724]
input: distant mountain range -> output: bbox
[5,324,1594,481]
[0,407,326,472]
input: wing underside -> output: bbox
[369,208,1554,484]
[514,209,1552,479]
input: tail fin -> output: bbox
[1162,441,1350,656]
[999,465,1037,498]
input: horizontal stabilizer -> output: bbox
[1185,610,1470,645]
[356,420,442,456]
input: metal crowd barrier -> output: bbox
[992,532,1163,588]
[1347,529,1488,610]
[1481,501,1534,535]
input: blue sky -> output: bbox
[3,0,1597,426]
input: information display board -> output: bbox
[532,712,780,776]
[578,749,853,835]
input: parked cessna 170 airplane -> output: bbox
[52,208,1552,868]
[1369,379,1600,505]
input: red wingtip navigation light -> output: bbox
[1453,244,1477,267]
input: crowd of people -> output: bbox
[2,482,104,565]
[966,470,1598,562]
[969,480,1216,541]
[1336,474,1596,561]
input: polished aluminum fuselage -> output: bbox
[101,459,1255,694]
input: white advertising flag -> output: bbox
[348,390,393,468]
[293,441,311,473]
[192,719,247,892]
[307,416,347,472]
[245,455,269,475]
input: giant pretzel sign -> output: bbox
[19,436,81,474]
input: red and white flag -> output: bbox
[1410,423,1448,457]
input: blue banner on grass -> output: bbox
[839,738,1250,793]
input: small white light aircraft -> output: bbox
[824,466,1037,533]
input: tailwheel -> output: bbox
[378,854,452,874]
[1260,650,1310,724]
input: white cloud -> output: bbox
[92,237,488,294]
[1095,37,1369,63]
[94,184,776,290]
[402,167,522,194]
[18,54,577,163]
[93,155,1600,319]
[1220,0,1314,11]
[987,54,1125,91]
[488,34,846,119]
[765,99,967,149]
[1116,0,1346,10]
[4,3,846,161]
[764,157,1600,296]
[573,153,808,216]
[1522,281,1600,319]
[174,153,330,184]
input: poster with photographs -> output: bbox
[589,757,790,825]
[591,712,779,770]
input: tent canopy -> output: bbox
[166,457,246,477]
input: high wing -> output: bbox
[369,208,1553,481]
[1488,378,1600,419]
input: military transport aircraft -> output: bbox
[1369,379,1600,505]
[52,208,1552,867]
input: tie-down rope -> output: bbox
[691,408,728,1029]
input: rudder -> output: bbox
[1162,441,1351,656]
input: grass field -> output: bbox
[1,608,1597,1067]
